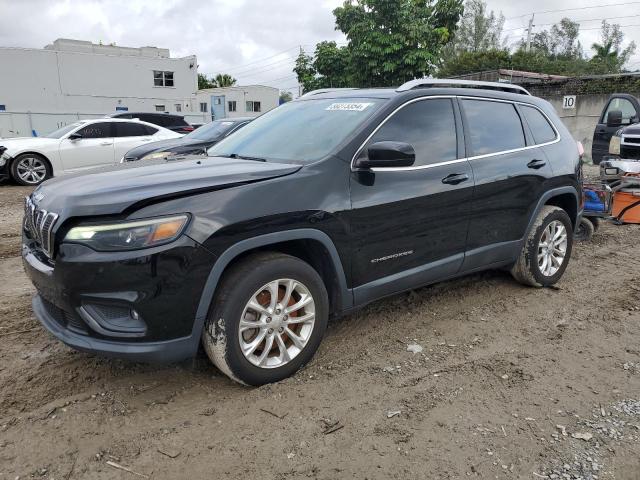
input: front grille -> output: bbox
[41,297,87,334]
[24,196,58,258]
[621,146,640,160]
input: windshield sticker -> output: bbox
[326,102,373,112]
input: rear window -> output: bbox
[114,122,154,137]
[462,99,525,156]
[520,105,557,145]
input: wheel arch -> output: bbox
[191,229,352,345]
[9,151,53,178]
[525,187,580,239]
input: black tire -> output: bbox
[10,153,52,186]
[574,217,595,242]
[590,217,601,232]
[202,252,329,386]
[511,205,574,288]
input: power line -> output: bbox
[223,56,296,75]
[506,1,640,20]
[209,45,299,74]
[504,14,640,32]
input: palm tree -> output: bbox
[214,74,237,87]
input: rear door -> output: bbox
[113,122,156,160]
[460,98,555,270]
[58,122,115,173]
[349,97,473,304]
[592,96,640,164]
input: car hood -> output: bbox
[124,137,210,159]
[621,123,640,136]
[0,137,59,151]
[32,156,301,219]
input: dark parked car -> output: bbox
[591,93,640,164]
[122,117,253,162]
[22,79,582,386]
[109,112,194,134]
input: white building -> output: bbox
[194,86,280,123]
[0,39,280,138]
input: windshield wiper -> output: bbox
[222,153,267,162]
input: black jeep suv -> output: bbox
[22,80,582,386]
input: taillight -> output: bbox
[576,140,585,158]
[182,126,194,132]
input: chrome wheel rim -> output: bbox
[16,157,47,184]
[238,279,315,369]
[538,220,568,277]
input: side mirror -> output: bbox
[354,141,415,169]
[68,133,83,141]
[607,110,623,127]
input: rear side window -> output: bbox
[365,98,457,167]
[114,122,151,137]
[462,99,525,156]
[520,105,557,144]
[76,122,112,138]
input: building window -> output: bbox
[155,105,166,112]
[228,101,237,112]
[175,104,182,112]
[153,70,174,87]
[214,97,222,105]
[0,105,5,111]
[199,102,208,113]
[246,101,261,113]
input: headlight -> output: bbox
[142,151,173,161]
[609,136,621,155]
[64,215,189,251]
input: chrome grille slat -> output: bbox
[23,196,58,258]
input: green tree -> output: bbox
[214,73,237,87]
[447,0,505,54]
[294,0,464,90]
[590,21,636,72]
[530,18,582,58]
[198,73,215,89]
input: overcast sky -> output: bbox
[1,0,638,94]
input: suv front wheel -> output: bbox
[511,205,574,287]
[202,252,329,385]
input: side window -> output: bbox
[364,98,457,167]
[144,125,159,135]
[76,122,112,139]
[462,100,525,156]
[520,105,557,144]
[114,122,151,137]
[603,98,638,125]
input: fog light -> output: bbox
[605,168,619,175]
[131,309,140,321]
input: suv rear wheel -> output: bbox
[511,206,573,287]
[202,252,329,385]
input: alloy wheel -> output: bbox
[238,278,316,369]
[537,220,568,277]
[16,157,47,185]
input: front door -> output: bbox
[349,97,473,305]
[592,96,640,164]
[459,98,554,269]
[211,95,226,120]
[58,122,115,174]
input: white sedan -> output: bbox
[0,118,182,186]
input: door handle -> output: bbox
[527,159,546,169]
[441,173,469,185]
[100,142,112,146]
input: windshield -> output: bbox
[44,122,84,139]
[185,120,238,141]
[207,98,384,163]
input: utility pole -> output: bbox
[525,14,535,52]
[298,45,303,97]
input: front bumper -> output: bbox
[23,234,217,362]
[600,156,640,182]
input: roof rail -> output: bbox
[397,78,531,96]
[300,88,358,98]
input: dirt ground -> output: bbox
[1,171,640,480]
